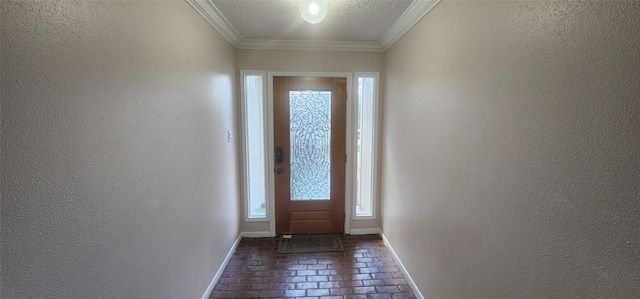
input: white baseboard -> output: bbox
[240,231,275,238]
[349,228,382,235]
[381,233,425,299]
[201,234,242,299]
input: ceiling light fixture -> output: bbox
[300,0,327,24]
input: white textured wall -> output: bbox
[236,49,385,232]
[383,1,639,298]
[1,1,240,298]
[236,49,384,73]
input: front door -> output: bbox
[274,76,346,235]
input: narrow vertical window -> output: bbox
[355,74,378,218]
[242,71,267,220]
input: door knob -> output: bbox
[276,168,283,174]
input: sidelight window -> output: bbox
[354,74,378,218]
[241,71,268,220]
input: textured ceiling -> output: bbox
[211,0,414,42]
[188,0,440,51]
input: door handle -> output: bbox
[275,168,283,175]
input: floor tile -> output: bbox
[209,234,417,299]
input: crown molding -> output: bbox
[186,0,241,47]
[237,39,384,52]
[379,0,441,51]
[186,0,440,52]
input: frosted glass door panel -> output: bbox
[289,90,332,201]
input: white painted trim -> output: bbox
[268,71,353,78]
[381,233,425,299]
[238,39,384,52]
[186,0,242,47]
[267,72,353,235]
[379,0,441,51]
[200,234,242,299]
[187,0,441,52]
[241,231,275,238]
[343,73,354,235]
[266,74,277,237]
[349,228,381,235]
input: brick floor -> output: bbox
[209,234,416,299]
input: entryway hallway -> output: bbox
[3,1,638,298]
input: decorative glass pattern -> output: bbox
[289,90,332,200]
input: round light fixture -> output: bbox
[300,0,327,24]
